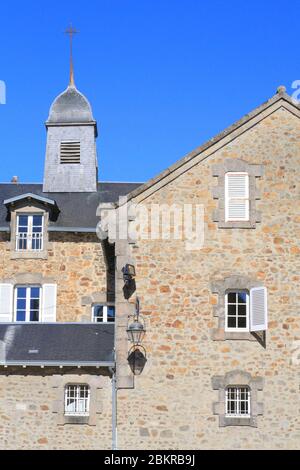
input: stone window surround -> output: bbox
[212,370,264,427]
[212,158,263,228]
[81,292,113,322]
[9,202,50,259]
[211,275,263,341]
[51,374,105,426]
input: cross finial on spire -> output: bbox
[65,23,79,87]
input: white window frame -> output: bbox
[225,290,249,332]
[92,304,115,323]
[14,285,41,322]
[16,213,44,252]
[225,172,250,222]
[64,384,90,417]
[225,386,251,418]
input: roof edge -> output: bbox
[122,89,300,204]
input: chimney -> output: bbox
[11,176,19,184]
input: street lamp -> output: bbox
[126,297,146,345]
[127,297,147,375]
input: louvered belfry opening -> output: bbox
[60,141,81,164]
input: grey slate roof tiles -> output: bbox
[0,182,142,229]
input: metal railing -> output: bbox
[16,232,43,251]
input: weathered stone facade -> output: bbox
[0,232,107,322]
[0,370,112,449]
[0,89,299,450]
[0,232,113,450]
[115,96,300,449]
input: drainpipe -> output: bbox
[109,366,117,450]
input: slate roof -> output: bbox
[47,85,95,124]
[0,323,115,366]
[0,182,142,230]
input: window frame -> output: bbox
[225,172,250,222]
[14,285,42,323]
[92,304,115,323]
[225,386,251,418]
[225,289,249,333]
[64,384,90,417]
[15,213,44,252]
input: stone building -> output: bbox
[0,68,299,449]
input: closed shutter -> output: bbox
[0,284,13,322]
[250,286,268,331]
[225,172,249,221]
[42,284,57,322]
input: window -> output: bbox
[226,386,251,418]
[225,172,249,222]
[16,214,43,251]
[60,141,81,164]
[92,305,115,323]
[65,385,90,416]
[225,290,249,332]
[14,286,41,322]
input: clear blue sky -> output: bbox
[0,0,299,184]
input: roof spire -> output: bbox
[65,23,79,87]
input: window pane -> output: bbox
[30,287,40,298]
[227,304,236,316]
[107,306,115,322]
[238,292,247,303]
[238,305,247,316]
[238,317,247,328]
[30,299,40,310]
[17,287,27,298]
[18,226,28,233]
[30,310,39,322]
[227,317,236,328]
[16,311,26,322]
[17,299,26,310]
[93,305,104,322]
[32,215,43,226]
[227,292,236,303]
[18,215,28,227]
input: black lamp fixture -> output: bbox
[122,264,136,286]
[126,297,146,345]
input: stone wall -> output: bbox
[117,105,300,449]
[0,232,112,449]
[0,370,112,450]
[0,232,107,322]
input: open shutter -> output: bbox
[250,286,268,332]
[0,284,13,322]
[225,173,249,221]
[42,284,57,322]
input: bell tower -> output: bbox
[43,26,98,193]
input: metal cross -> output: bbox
[65,24,79,86]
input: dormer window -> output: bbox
[60,141,81,164]
[16,214,44,252]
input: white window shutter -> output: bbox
[250,287,268,332]
[225,173,249,221]
[0,284,13,322]
[42,284,57,323]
